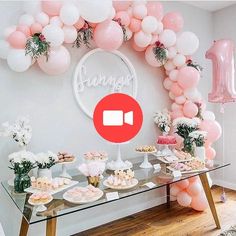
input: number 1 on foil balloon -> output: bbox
[206,39,236,104]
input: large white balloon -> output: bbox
[173,54,186,67]
[18,14,35,26]
[35,12,49,27]
[202,111,215,121]
[134,31,152,48]
[176,31,199,55]
[153,21,163,34]
[0,40,10,59]
[63,26,77,44]
[7,49,32,72]
[22,1,41,15]
[42,25,64,47]
[50,16,63,28]
[184,88,202,102]
[60,4,80,26]
[167,47,177,59]
[78,0,112,23]
[141,16,158,34]
[159,29,176,48]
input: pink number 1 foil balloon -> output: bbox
[206,39,236,103]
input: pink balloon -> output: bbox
[113,1,131,11]
[175,95,186,105]
[41,1,62,16]
[170,185,181,197]
[189,176,199,183]
[129,18,141,33]
[206,39,236,103]
[171,109,184,119]
[186,181,202,196]
[205,146,216,160]
[16,25,31,37]
[171,102,182,111]
[200,120,222,143]
[146,2,163,21]
[30,23,43,35]
[8,31,27,49]
[176,179,189,189]
[177,191,192,207]
[132,41,147,52]
[204,139,212,148]
[191,192,208,211]
[74,17,85,30]
[163,77,173,90]
[145,45,162,67]
[94,20,123,51]
[37,46,71,75]
[171,82,183,96]
[114,11,130,27]
[88,22,97,28]
[162,12,184,32]
[177,66,200,89]
[183,101,198,118]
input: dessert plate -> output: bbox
[28,196,53,212]
[103,178,138,190]
[167,166,208,174]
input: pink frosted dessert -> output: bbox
[157,135,177,145]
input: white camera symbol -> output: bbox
[103,110,133,126]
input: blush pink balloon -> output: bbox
[94,20,123,51]
[183,101,198,118]
[162,12,184,32]
[188,176,199,183]
[175,95,186,105]
[88,22,97,28]
[16,25,31,37]
[171,102,182,111]
[191,192,208,211]
[8,31,27,49]
[74,17,85,30]
[170,185,181,197]
[145,45,162,67]
[146,2,163,21]
[206,39,236,104]
[171,109,184,119]
[132,41,147,52]
[113,1,131,11]
[30,23,43,34]
[171,82,183,96]
[177,191,192,207]
[205,146,216,160]
[200,120,222,143]
[129,18,141,33]
[163,78,173,90]
[177,66,200,89]
[42,1,62,16]
[186,181,202,196]
[114,11,130,27]
[37,46,71,75]
[176,179,189,189]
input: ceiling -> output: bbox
[184,1,236,12]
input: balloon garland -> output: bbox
[0,0,222,211]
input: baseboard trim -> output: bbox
[213,179,236,191]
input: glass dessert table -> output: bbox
[1,155,230,236]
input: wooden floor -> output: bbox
[74,186,236,236]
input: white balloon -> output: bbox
[125,27,133,41]
[42,25,64,47]
[169,69,179,81]
[132,1,147,6]
[63,26,77,44]
[141,16,158,34]
[7,49,31,72]
[60,3,80,26]
[184,88,202,102]
[78,0,112,23]
[202,111,215,121]
[153,21,163,34]
[18,14,35,26]
[159,29,176,48]
[0,40,10,59]
[3,25,16,39]
[176,31,199,55]
[50,16,63,28]
[173,54,186,67]
[35,12,49,27]
[168,47,177,59]
[164,60,176,71]
[134,31,152,48]
[22,1,41,15]
[132,4,147,19]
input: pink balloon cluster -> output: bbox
[170,177,208,211]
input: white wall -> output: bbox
[212,5,236,190]
[0,1,213,236]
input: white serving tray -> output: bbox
[156,156,194,164]
[167,166,208,174]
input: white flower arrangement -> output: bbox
[8,150,36,174]
[189,131,207,147]
[173,117,199,129]
[36,151,58,169]
[1,116,32,147]
[78,161,106,177]
[153,109,171,133]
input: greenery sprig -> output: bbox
[187,59,203,72]
[153,41,168,65]
[25,33,50,61]
[114,18,128,42]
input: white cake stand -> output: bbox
[160,144,175,156]
[106,143,133,171]
[58,159,76,179]
[138,151,156,169]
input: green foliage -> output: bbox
[153,46,168,65]
[73,23,93,48]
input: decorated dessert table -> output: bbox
[1,155,229,236]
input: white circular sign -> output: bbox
[73,48,138,118]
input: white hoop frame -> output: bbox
[73,48,138,119]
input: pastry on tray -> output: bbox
[161,155,178,163]
[29,192,52,204]
[84,151,108,161]
[157,135,177,145]
[169,159,205,172]
[135,145,156,153]
[173,149,192,160]
[57,152,75,163]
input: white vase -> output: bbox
[194,146,205,161]
[37,168,52,179]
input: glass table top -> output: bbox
[1,155,230,225]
